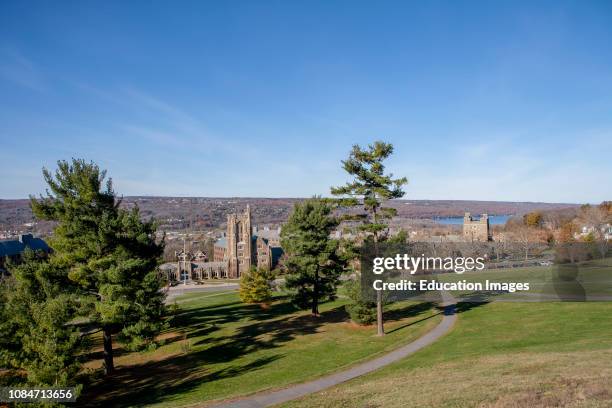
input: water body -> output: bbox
[434,215,512,225]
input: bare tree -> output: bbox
[578,204,610,258]
[510,226,545,260]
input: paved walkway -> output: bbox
[208,292,457,408]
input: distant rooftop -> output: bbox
[214,232,280,248]
[0,234,50,257]
[253,227,280,240]
[214,237,227,248]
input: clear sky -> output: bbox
[1,1,611,203]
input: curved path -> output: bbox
[208,293,457,408]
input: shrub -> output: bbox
[344,279,376,325]
[239,267,273,304]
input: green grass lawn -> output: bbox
[430,257,612,301]
[282,301,612,408]
[80,289,442,407]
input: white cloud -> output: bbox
[0,48,44,91]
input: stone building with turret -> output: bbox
[214,206,282,278]
[227,205,253,276]
[160,206,283,282]
[463,213,492,242]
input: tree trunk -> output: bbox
[103,327,115,376]
[312,266,319,316]
[372,207,385,336]
[376,289,384,336]
[311,292,319,316]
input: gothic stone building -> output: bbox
[158,247,227,282]
[213,205,282,278]
[160,206,282,282]
[463,213,492,242]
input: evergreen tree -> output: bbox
[1,250,82,390]
[0,272,22,385]
[331,141,407,335]
[280,198,346,316]
[344,279,376,325]
[30,159,166,376]
[239,267,273,304]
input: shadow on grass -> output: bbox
[82,294,443,406]
[385,302,435,322]
[192,304,348,363]
[81,296,339,406]
[79,354,282,407]
[454,301,489,314]
[385,302,438,334]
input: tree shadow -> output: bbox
[452,301,489,314]
[82,292,445,406]
[384,302,439,334]
[80,326,189,365]
[81,296,345,406]
[452,289,513,304]
[194,305,348,363]
[172,294,297,334]
[79,354,282,407]
[385,301,435,322]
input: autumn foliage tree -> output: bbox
[239,267,273,304]
[558,221,578,244]
[523,212,543,228]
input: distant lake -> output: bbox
[434,215,512,225]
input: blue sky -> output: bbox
[1,1,611,202]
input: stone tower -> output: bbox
[463,212,492,242]
[227,205,253,277]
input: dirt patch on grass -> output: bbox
[490,377,612,408]
[344,321,375,330]
[286,349,612,408]
[157,330,183,341]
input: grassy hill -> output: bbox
[80,290,441,407]
[283,301,612,407]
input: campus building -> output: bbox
[213,205,282,277]
[463,213,492,242]
[161,206,282,282]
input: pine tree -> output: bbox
[280,198,346,316]
[1,250,82,389]
[30,159,166,376]
[344,279,376,325]
[239,267,273,304]
[331,141,407,335]
[0,269,23,385]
